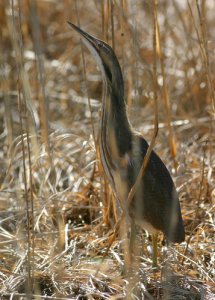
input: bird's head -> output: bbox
[68,22,123,95]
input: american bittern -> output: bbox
[68,22,185,265]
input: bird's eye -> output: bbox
[97,41,103,49]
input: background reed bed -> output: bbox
[0,0,214,298]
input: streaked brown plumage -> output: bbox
[68,22,185,244]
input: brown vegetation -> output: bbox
[0,0,214,299]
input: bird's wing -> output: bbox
[126,136,176,199]
[125,136,181,230]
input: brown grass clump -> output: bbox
[0,0,214,299]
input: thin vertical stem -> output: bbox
[101,0,105,39]
[17,80,32,294]
[155,0,177,169]
[12,0,33,293]
[18,1,35,284]
[74,0,96,143]
[195,0,215,111]
[126,1,159,209]
[27,0,51,166]
[110,0,115,51]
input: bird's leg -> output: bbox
[152,233,158,268]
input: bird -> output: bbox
[68,22,185,265]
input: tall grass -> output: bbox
[0,0,214,298]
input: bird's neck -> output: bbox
[109,84,129,129]
[102,81,132,156]
[99,75,132,201]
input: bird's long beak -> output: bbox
[67,21,100,52]
[68,21,108,86]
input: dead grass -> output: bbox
[0,0,214,299]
